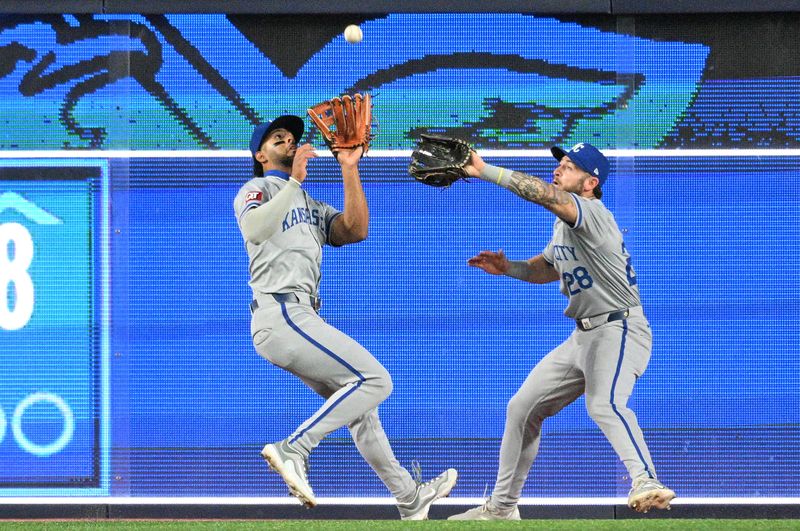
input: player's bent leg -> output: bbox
[628,477,676,513]
[447,500,521,521]
[261,439,316,508]
[253,302,395,505]
[397,468,458,520]
[262,304,395,455]
[288,370,389,456]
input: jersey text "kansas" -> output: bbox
[283,207,322,231]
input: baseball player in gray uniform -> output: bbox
[233,116,457,520]
[448,143,674,520]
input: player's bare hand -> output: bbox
[467,249,509,275]
[335,145,364,169]
[463,150,485,178]
[291,143,317,183]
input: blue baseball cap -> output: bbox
[551,143,610,187]
[250,115,304,156]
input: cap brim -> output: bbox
[251,115,305,155]
[550,146,567,161]
[266,115,304,144]
[550,145,591,175]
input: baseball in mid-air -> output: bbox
[344,25,363,44]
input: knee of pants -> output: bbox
[585,398,618,424]
[506,393,544,428]
[369,366,393,401]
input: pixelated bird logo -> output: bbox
[0,14,709,150]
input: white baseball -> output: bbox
[344,25,363,44]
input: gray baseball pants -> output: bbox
[251,293,416,501]
[491,306,657,509]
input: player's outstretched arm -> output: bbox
[466,152,578,225]
[329,146,368,246]
[468,251,559,284]
[494,168,578,225]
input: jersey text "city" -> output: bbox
[553,245,578,261]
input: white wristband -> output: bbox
[479,164,512,188]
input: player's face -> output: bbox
[261,128,297,167]
[552,156,593,195]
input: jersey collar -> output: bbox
[264,169,291,181]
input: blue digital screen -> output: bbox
[110,156,797,498]
[0,162,109,494]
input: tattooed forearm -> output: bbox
[508,171,572,206]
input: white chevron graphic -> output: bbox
[0,192,62,225]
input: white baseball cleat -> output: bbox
[397,467,458,520]
[261,440,317,508]
[627,477,676,513]
[447,500,521,520]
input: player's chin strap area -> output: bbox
[250,293,322,314]
[576,306,642,331]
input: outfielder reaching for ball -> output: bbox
[449,143,674,520]
[234,116,457,519]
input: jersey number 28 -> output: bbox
[563,266,593,295]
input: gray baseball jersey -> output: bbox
[233,170,341,297]
[542,194,641,319]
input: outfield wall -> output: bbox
[0,11,798,511]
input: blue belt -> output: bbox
[250,293,321,313]
[576,309,629,331]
